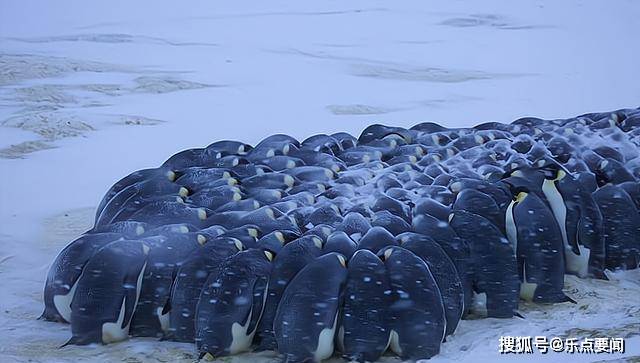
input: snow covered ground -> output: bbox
[1,1,639,362]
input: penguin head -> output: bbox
[536,158,569,181]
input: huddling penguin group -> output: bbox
[41,107,640,362]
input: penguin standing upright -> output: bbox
[593,185,640,270]
[274,253,348,363]
[65,240,149,345]
[167,237,244,342]
[129,232,204,337]
[540,164,606,278]
[195,249,273,359]
[380,246,446,360]
[400,232,465,336]
[338,249,390,362]
[505,188,572,303]
[41,232,122,323]
[412,213,473,314]
[540,167,586,276]
[449,210,519,318]
[255,235,324,351]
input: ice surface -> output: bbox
[1,1,639,362]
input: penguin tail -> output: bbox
[59,337,78,349]
[563,294,578,304]
[514,311,526,319]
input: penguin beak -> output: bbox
[337,254,347,267]
[448,213,454,223]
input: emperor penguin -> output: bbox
[338,249,390,363]
[129,232,204,337]
[273,253,348,363]
[41,232,122,323]
[379,246,446,360]
[166,237,244,342]
[65,239,149,345]
[195,249,273,359]
[505,187,573,303]
[540,164,592,278]
[255,235,324,351]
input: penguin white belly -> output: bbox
[565,244,591,278]
[388,330,402,356]
[102,298,128,343]
[103,261,147,343]
[229,283,269,355]
[53,279,79,323]
[229,310,252,354]
[519,267,538,302]
[156,306,170,332]
[314,314,338,362]
[471,292,488,317]
[542,180,569,252]
[505,200,518,251]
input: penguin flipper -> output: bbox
[248,276,268,335]
[122,262,146,329]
